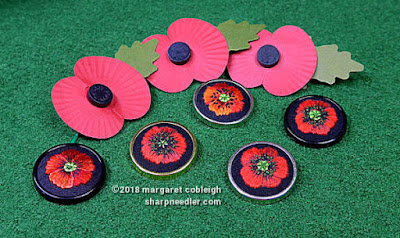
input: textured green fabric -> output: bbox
[1,0,399,237]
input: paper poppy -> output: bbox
[227,26,317,96]
[141,126,187,165]
[240,147,289,189]
[45,149,95,189]
[203,82,244,116]
[142,18,229,93]
[52,56,151,139]
[295,99,338,135]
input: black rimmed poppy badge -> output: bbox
[33,144,106,204]
[129,121,197,178]
[228,142,297,203]
[193,79,254,127]
[284,95,347,148]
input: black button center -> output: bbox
[168,42,191,65]
[87,84,113,108]
[257,45,280,68]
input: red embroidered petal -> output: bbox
[240,147,260,166]
[273,156,289,179]
[170,131,187,156]
[240,166,263,189]
[61,149,81,159]
[261,147,279,157]
[295,111,305,128]
[141,126,187,164]
[45,155,66,174]
[316,125,329,135]
[51,76,124,139]
[296,100,314,112]
[72,170,93,187]
[143,34,193,93]
[266,176,282,188]
[73,153,95,172]
[49,170,74,189]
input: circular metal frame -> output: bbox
[193,79,254,126]
[228,141,297,202]
[129,121,197,177]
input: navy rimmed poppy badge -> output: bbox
[193,79,254,127]
[129,121,197,178]
[228,142,297,203]
[33,144,106,204]
[284,95,347,148]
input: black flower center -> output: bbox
[87,84,113,108]
[168,42,191,65]
[250,154,276,177]
[149,131,178,155]
[257,45,280,68]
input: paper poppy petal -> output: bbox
[167,18,229,82]
[262,26,317,96]
[52,77,124,139]
[74,56,151,119]
[143,34,193,93]
[227,30,273,88]
[228,27,316,96]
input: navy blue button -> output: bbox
[284,95,347,148]
[33,144,106,204]
[168,42,191,65]
[87,84,113,108]
[257,45,280,68]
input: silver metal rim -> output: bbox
[227,141,297,201]
[193,79,254,126]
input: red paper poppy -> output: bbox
[295,99,338,135]
[52,56,151,139]
[203,82,244,116]
[240,147,288,188]
[45,149,95,189]
[141,126,187,165]
[142,18,229,93]
[227,26,317,96]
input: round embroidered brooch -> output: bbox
[193,79,253,127]
[228,142,297,203]
[129,121,197,178]
[284,95,347,147]
[33,144,106,204]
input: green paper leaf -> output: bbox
[312,44,364,85]
[217,20,265,52]
[115,39,159,78]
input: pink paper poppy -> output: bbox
[227,26,317,96]
[52,56,151,139]
[142,18,229,93]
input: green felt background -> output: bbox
[1,0,399,237]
